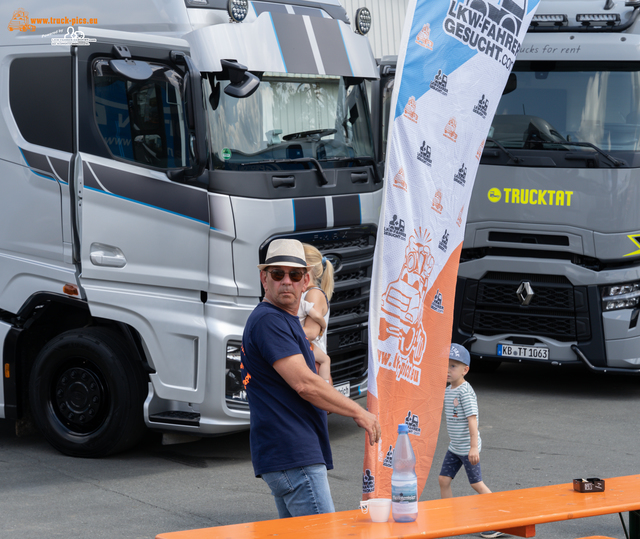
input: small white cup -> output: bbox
[360,498,392,522]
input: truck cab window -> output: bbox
[205,72,374,170]
[92,60,190,170]
[489,62,640,156]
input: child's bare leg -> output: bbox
[314,347,332,383]
[439,475,453,498]
[470,481,492,494]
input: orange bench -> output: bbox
[156,474,640,539]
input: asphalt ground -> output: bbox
[0,361,638,539]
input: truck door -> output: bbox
[75,43,210,404]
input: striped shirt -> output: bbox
[444,381,481,456]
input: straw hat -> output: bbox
[257,239,313,270]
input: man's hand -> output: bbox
[354,409,381,446]
[468,447,480,465]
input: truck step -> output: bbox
[149,411,200,426]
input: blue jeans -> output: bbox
[261,464,335,518]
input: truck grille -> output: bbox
[260,226,376,384]
[460,272,590,342]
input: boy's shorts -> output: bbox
[439,449,483,484]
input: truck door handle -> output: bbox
[351,172,369,183]
[272,175,295,188]
[90,243,126,268]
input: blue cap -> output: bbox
[398,424,408,433]
[449,343,470,366]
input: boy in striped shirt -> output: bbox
[438,344,502,539]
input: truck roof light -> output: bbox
[577,13,621,26]
[530,14,568,27]
[228,0,248,23]
[354,7,372,35]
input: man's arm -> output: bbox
[273,353,381,446]
[467,414,480,465]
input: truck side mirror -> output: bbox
[109,45,153,81]
[108,59,153,81]
[221,59,260,98]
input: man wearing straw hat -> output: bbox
[241,238,380,518]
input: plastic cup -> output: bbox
[360,498,392,522]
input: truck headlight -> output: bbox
[228,0,248,23]
[354,7,372,35]
[576,13,620,26]
[602,283,640,311]
[226,341,247,402]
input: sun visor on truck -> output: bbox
[184,12,378,79]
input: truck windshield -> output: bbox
[205,73,374,169]
[489,61,640,156]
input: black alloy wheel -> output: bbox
[29,327,147,458]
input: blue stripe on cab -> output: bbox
[336,21,354,77]
[269,12,288,73]
[84,186,209,226]
[292,199,296,230]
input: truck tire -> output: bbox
[29,327,147,458]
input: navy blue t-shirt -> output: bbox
[241,301,333,477]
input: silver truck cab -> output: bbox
[0,0,381,456]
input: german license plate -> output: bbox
[497,344,549,360]
[334,382,350,397]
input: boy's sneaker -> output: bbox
[480,532,504,538]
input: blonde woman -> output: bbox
[298,244,334,383]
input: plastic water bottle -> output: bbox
[391,423,418,522]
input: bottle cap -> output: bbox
[398,424,408,433]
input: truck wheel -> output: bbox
[29,327,147,458]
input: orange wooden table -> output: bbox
[156,475,640,539]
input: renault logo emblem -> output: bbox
[516,282,534,306]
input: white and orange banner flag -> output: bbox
[363,0,540,499]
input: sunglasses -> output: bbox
[266,269,307,282]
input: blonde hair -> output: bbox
[303,243,334,301]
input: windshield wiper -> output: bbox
[485,138,627,168]
[485,137,521,163]
[282,128,337,141]
[237,157,329,185]
[550,141,627,167]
